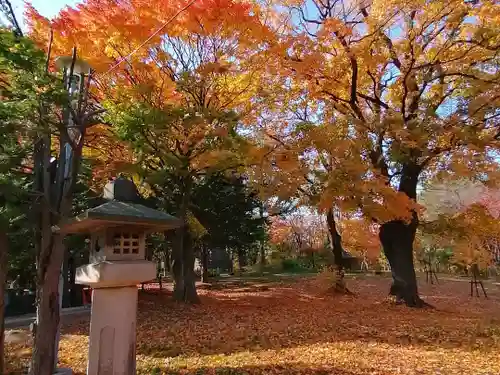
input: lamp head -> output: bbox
[55,56,91,75]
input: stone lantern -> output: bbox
[57,176,181,375]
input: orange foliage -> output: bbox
[450,205,500,268]
[82,124,135,183]
[420,179,500,267]
[26,0,260,73]
[340,218,381,260]
[26,0,270,180]
[25,0,267,113]
[248,0,500,229]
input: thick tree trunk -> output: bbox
[31,49,97,373]
[0,231,8,374]
[379,218,424,307]
[31,131,85,374]
[200,244,209,283]
[326,208,351,294]
[379,163,428,308]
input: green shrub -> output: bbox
[281,258,306,272]
[208,268,221,277]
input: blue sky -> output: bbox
[9,0,80,28]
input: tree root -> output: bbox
[388,293,434,309]
[413,298,435,309]
[328,281,355,296]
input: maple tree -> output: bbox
[27,0,269,303]
[245,75,411,292]
[108,103,248,303]
[257,0,500,306]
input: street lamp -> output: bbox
[30,48,105,375]
[54,54,94,375]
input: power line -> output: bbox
[99,0,198,78]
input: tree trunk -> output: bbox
[164,248,171,273]
[62,249,70,307]
[30,235,65,375]
[326,208,351,294]
[31,149,79,375]
[379,217,424,307]
[163,231,171,273]
[0,231,8,374]
[259,205,266,270]
[172,178,188,301]
[30,48,98,373]
[259,242,266,269]
[171,226,185,301]
[228,250,234,275]
[379,164,428,308]
[31,124,85,375]
[200,244,209,283]
[237,248,246,272]
[181,231,199,303]
[172,175,199,303]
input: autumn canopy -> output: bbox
[23,0,500,303]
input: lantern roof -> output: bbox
[55,177,182,234]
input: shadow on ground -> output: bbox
[128,277,500,359]
[7,276,500,375]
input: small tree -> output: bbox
[0,28,51,372]
[107,103,244,302]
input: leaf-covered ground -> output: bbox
[6,275,500,374]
